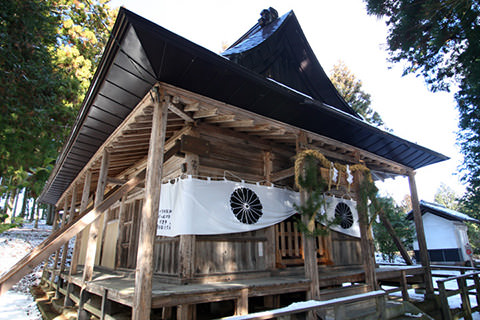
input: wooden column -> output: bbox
[41,207,60,285]
[263,151,276,271]
[179,128,198,282]
[54,199,69,269]
[296,132,321,307]
[407,170,434,294]
[133,89,168,320]
[83,149,110,282]
[115,194,127,269]
[177,128,199,320]
[354,171,377,290]
[70,170,92,275]
[60,186,77,274]
[51,199,68,284]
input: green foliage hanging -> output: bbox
[294,154,337,237]
[294,149,372,237]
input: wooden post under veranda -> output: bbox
[408,170,434,295]
[354,170,378,290]
[296,132,321,320]
[133,87,169,320]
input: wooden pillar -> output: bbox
[115,194,127,269]
[177,128,199,320]
[235,288,249,316]
[82,149,110,283]
[41,207,60,285]
[70,170,92,275]
[296,132,321,307]
[263,151,276,271]
[133,89,168,320]
[407,170,434,294]
[66,174,90,308]
[60,186,77,274]
[51,199,68,284]
[354,171,377,290]
[179,128,198,282]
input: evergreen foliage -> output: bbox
[363,0,480,218]
[0,0,117,229]
[0,0,116,215]
[329,61,385,128]
[372,197,415,262]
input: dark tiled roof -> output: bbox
[39,8,448,204]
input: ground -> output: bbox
[0,220,51,320]
[1,221,480,319]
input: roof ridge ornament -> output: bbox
[258,7,278,27]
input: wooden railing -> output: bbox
[220,290,387,320]
[436,270,480,320]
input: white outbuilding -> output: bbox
[407,200,480,265]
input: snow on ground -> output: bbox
[377,253,480,319]
[0,220,51,320]
[1,225,479,319]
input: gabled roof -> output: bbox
[39,8,448,205]
[222,10,357,118]
[406,200,480,224]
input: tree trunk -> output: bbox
[20,188,29,218]
[46,204,54,225]
[12,189,19,218]
[34,203,39,228]
[29,198,36,221]
[5,190,15,223]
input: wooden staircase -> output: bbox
[0,171,145,296]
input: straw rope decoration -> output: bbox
[294,149,370,192]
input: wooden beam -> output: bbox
[408,170,434,294]
[133,89,169,320]
[193,107,217,119]
[55,85,156,207]
[0,171,144,296]
[271,167,295,182]
[378,209,413,265]
[168,102,194,122]
[161,82,410,176]
[82,149,110,283]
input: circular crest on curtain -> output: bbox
[230,187,263,224]
[335,202,354,229]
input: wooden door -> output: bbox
[275,216,332,267]
[117,199,142,269]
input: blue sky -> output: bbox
[110,0,465,203]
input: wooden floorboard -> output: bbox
[53,265,425,310]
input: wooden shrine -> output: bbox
[0,7,448,320]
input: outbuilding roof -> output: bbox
[406,200,480,224]
[39,8,448,205]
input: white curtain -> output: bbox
[156,177,361,238]
[156,177,298,236]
